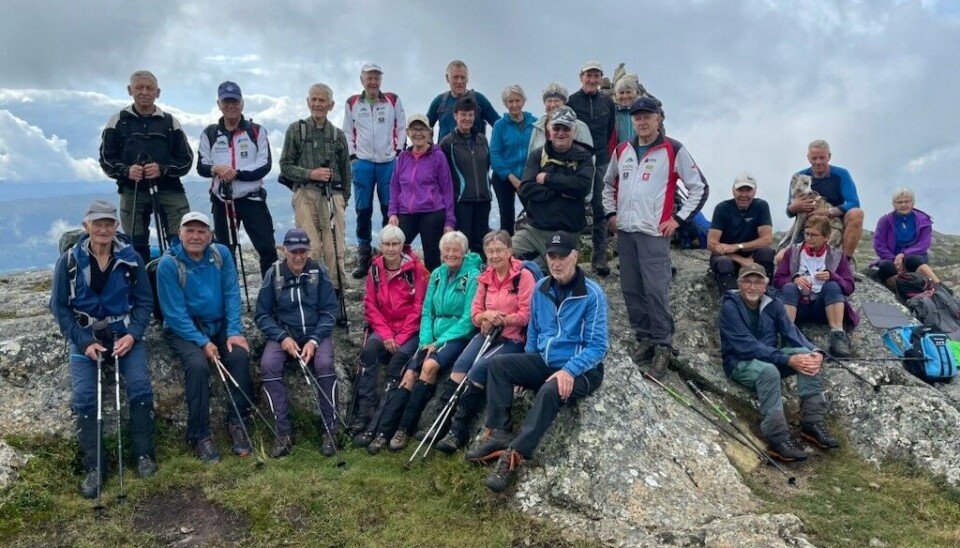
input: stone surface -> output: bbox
[0,440,31,490]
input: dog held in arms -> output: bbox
[778,173,844,249]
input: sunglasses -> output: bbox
[284,237,310,246]
[551,125,572,133]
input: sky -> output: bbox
[1,0,959,245]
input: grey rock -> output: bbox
[0,439,31,490]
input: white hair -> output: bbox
[892,187,915,202]
[439,230,469,253]
[501,85,526,104]
[808,139,831,153]
[307,83,333,100]
[379,225,405,244]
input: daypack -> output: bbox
[277,121,307,190]
[894,272,933,302]
[59,232,139,323]
[271,259,322,301]
[882,325,958,384]
[510,260,545,293]
[147,246,224,321]
[899,275,960,340]
[674,210,710,250]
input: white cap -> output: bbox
[179,211,212,228]
[580,60,603,74]
[733,172,757,190]
[361,63,383,74]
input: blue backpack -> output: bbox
[882,325,958,384]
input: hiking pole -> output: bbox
[213,356,285,444]
[686,379,796,485]
[211,356,264,469]
[143,155,169,254]
[296,356,346,467]
[94,352,105,516]
[221,182,251,312]
[830,357,929,362]
[296,354,350,432]
[320,171,349,330]
[346,328,370,432]
[823,355,881,392]
[112,350,126,501]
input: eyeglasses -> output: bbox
[284,237,309,246]
[408,127,431,134]
[550,125,572,133]
[894,200,914,205]
[739,278,767,287]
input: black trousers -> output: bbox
[211,194,278,279]
[454,201,491,259]
[491,174,517,235]
[398,209,446,270]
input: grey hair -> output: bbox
[541,81,569,103]
[501,85,526,104]
[379,224,406,244]
[446,59,468,77]
[808,139,831,153]
[439,230,469,253]
[613,77,640,94]
[482,229,513,249]
[307,83,333,100]
[129,70,158,86]
[892,187,915,202]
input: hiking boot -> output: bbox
[435,432,464,455]
[592,257,610,277]
[465,428,513,463]
[195,437,221,464]
[829,331,852,358]
[352,430,374,448]
[80,470,103,499]
[366,434,389,455]
[389,430,409,452]
[321,433,338,457]
[485,448,524,493]
[352,246,372,279]
[270,434,293,459]
[634,339,655,363]
[413,428,429,442]
[228,423,252,457]
[647,345,671,380]
[801,422,840,449]
[136,456,158,479]
[767,438,808,462]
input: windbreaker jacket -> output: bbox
[526,268,608,377]
[50,233,152,351]
[197,116,272,201]
[157,242,243,347]
[99,105,194,193]
[255,258,338,345]
[439,130,492,203]
[603,134,709,237]
[873,208,933,260]
[490,112,537,181]
[420,252,483,347]
[388,145,456,228]
[363,248,430,346]
[471,257,536,343]
[343,91,406,163]
[773,243,860,326]
[519,142,595,233]
[719,291,817,377]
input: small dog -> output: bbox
[778,173,844,249]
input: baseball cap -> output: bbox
[217,81,243,101]
[84,200,119,223]
[544,231,578,257]
[406,114,430,129]
[733,172,757,190]
[361,63,383,74]
[629,96,662,115]
[549,106,577,129]
[580,60,603,74]
[282,228,311,251]
[179,211,212,228]
[737,263,768,281]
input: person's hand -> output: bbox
[423,344,436,358]
[202,342,220,363]
[226,335,249,353]
[536,172,547,185]
[143,162,161,179]
[84,341,108,361]
[213,165,237,182]
[547,369,575,400]
[508,174,522,189]
[789,196,816,214]
[309,167,332,182]
[788,353,821,376]
[388,215,399,226]
[814,270,831,282]
[894,253,905,272]
[128,164,144,182]
[794,276,813,292]
[479,319,494,335]
[112,334,136,358]
[383,338,398,354]
[281,336,300,358]
[443,226,454,233]
[299,340,316,363]
[489,312,506,327]
[658,217,679,238]
[606,215,617,234]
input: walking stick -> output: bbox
[220,181,251,312]
[296,356,346,467]
[212,356,264,469]
[319,169,349,329]
[143,155,169,254]
[93,353,105,515]
[113,353,126,501]
[346,328,370,432]
[824,355,882,392]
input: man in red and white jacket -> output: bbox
[602,97,709,379]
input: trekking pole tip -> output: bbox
[788,476,797,485]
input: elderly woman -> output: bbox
[872,187,940,289]
[440,97,493,256]
[50,200,156,498]
[435,230,537,454]
[490,85,537,235]
[365,231,483,453]
[388,113,455,270]
[612,77,639,145]
[773,216,858,357]
[527,82,594,153]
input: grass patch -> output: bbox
[26,279,51,293]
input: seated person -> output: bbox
[708,172,775,291]
[772,217,858,357]
[871,187,940,290]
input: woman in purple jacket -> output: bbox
[872,187,940,289]
[388,114,455,270]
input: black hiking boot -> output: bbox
[485,448,524,493]
[228,422,252,457]
[634,339,656,363]
[77,414,106,498]
[647,344,671,380]
[353,430,375,448]
[767,438,808,462]
[136,456,158,479]
[801,422,840,449]
[335,289,348,327]
[195,436,221,464]
[829,330,852,358]
[366,434,389,455]
[465,428,513,463]
[352,245,372,279]
[321,433,338,457]
[80,470,104,500]
[129,400,156,474]
[270,434,293,459]
[435,432,465,455]
[592,256,610,277]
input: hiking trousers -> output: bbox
[119,187,190,263]
[618,230,673,345]
[68,339,153,415]
[292,186,347,290]
[211,193,277,279]
[352,159,394,247]
[260,337,337,436]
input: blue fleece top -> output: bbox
[894,212,917,254]
[426,89,500,141]
[490,111,537,180]
[790,165,860,215]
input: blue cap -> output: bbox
[283,228,311,251]
[217,81,242,101]
[629,96,662,115]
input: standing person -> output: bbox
[427,60,500,141]
[611,77,639,145]
[440,96,493,256]
[871,187,940,289]
[719,264,839,462]
[197,81,277,278]
[465,231,607,493]
[527,82,593,155]
[490,85,537,235]
[603,97,709,379]
[280,83,352,306]
[157,212,252,463]
[50,200,157,498]
[99,70,193,264]
[343,63,407,278]
[255,228,340,458]
[387,114,456,271]
[568,61,617,277]
[708,172,775,291]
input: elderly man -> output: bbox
[719,263,839,462]
[255,228,340,458]
[343,63,407,278]
[99,70,194,264]
[568,61,617,276]
[708,172,775,292]
[50,200,157,498]
[427,59,500,141]
[197,81,277,278]
[603,97,709,379]
[466,231,607,493]
[512,107,594,263]
[157,212,252,463]
[280,83,352,311]
[787,140,864,262]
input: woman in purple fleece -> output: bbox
[872,187,940,289]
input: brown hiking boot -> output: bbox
[485,448,524,493]
[647,344,671,380]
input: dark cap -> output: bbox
[84,200,118,223]
[282,228,311,251]
[737,263,768,281]
[545,231,578,257]
[629,96,662,115]
[217,81,243,101]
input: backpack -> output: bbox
[883,325,958,384]
[674,210,710,250]
[510,260,544,293]
[271,259,322,301]
[370,263,416,296]
[895,272,933,302]
[899,276,960,339]
[277,121,307,190]
[147,246,224,321]
[60,231,139,313]
[436,90,478,127]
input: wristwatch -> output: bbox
[737,243,744,251]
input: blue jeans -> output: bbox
[779,280,843,324]
[351,159,394,247]
[452,332,526,387]
[69,340,154,415]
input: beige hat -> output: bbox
[179,211,212,228]
[406,114,430,129]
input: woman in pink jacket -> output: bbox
[435,230,537,454]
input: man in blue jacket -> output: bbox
[50,200,157,498]
[466,231,607,492]
[255,228,340,458]
[718,263,839,463]
[157,211,252,463]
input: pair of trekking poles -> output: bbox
[91,327,127,516]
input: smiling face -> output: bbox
[807,146,831,178]
[484,239,512,273]
[406,122,431,149]
[179,222,213,260]
[284,248,310,275]
[738,275,767,305]
[632,111,661,143]
[441,242,465,270]
[446,66,468,96]
[547,250,578,284]
[543,97,565,117]
[454,108,475,133]
[505,94,525,117]
[580,69,602,93]
[218,98,243,125]
[127,76,160,114]
[893,194,915,215]
[380,239,403,263]
[549,123,574,151]
[361,71,382,97]
[616,87,637,108]
[733,185,756,210]
[83,218,118,247]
